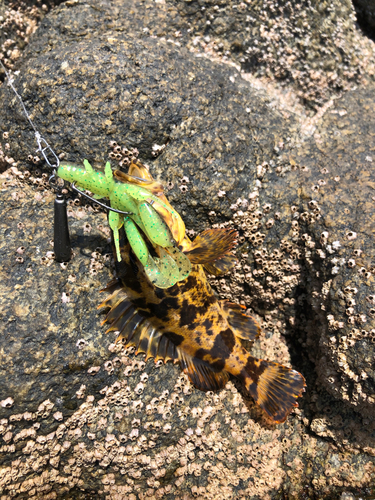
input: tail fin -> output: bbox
[243,357,305,423]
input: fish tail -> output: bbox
[242,356,305,423]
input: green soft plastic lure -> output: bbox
[57,160,191,288]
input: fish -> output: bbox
[99,160,305,423]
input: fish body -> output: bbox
[100,161,305,423]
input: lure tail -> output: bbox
[241,356,305,423]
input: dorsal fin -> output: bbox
[177,350,230,391]
[102,300,135,331]
[113,169,164,195]
[221,301,261,341]
[128,159,154,181]
[98,280,178,363]
[203,254,238,276]
[98,280,124,306]
[181,228,238,264]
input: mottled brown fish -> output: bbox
[99,161,305,423]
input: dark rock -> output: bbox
[292,85,375,416]
[353,0,375,38]
[0,181,116,425]
[0,10,291,231]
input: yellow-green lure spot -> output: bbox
[167,245,191,282]
[145,249,179,289]
[57,160,191,288]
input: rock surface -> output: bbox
[1,176,374,499]
[168,0,375,108]
[0,0,375,498]
[3,0,373,109]
[353,0,375,33]
[291,86,375,417]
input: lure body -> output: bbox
[57,160,191,288]
[100,161,306,423]
[57,162,114,198]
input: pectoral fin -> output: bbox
[204,254,238,276]
[177,350,230,391]
[98,280,178,363]
[183,228,238,264]
[221,301,261,342]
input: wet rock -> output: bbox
[14,0,375,110]
[0,171,116,426]
[170,0,375,108]
[292,85,375,416]
[220,84,375,418]
[0,8,291,230]
[0,1,55,72]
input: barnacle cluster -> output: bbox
[0,340,374,499]
[183,0,375,108]
[0,1,53,71]
[206,139,375,417]
[207,185,303,317]
[108,141,139,168]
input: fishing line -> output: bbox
[0,60,132,262]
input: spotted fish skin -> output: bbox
[101,231,306,423]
